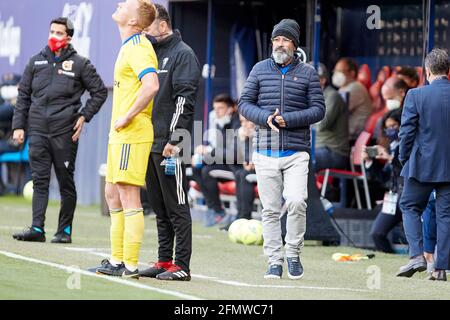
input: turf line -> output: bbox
[66,247,370,293]
[0,250,202,300]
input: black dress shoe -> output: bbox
[51,233,72,244]
[12,227,46,242]
[428,269,447,281]
[397,256,427,277]
[88,259,115,273]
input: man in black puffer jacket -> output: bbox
[139,4,201,281]
[12,17,107,244]
[238,19,325,280]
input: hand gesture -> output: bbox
[72,116,85,142]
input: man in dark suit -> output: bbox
[397,48,450,281]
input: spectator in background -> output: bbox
[370,66,392,111]
[192,94,241,227]
[332,57,373,142]
[362,109,403,253]
[0,73,21,155]
[313,62,349,171]
[0,73,21,195]
[397,66,420,89]
[382,77,408,112]
[220,115,257,231]
[366,109,438,259]
[373,77,409,144]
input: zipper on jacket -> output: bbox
[280,73,285,151]
[273,58,301,152]
[46,61,57,133]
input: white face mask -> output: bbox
[332,71,347,88]
[216,115,231,128]
[386,99,401,111]
[1,85,18,101]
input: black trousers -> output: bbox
[28,133,78,236]
[370,204,403,253]
[144,153,192,272]
[192,164,241,212]
[234,168,256,219]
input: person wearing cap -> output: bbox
[313,63,349,172]
[239,19,325,280]
[11,17,107,244]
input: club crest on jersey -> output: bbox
[62,60,74,71]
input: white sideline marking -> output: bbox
[0,250,202,300]
[66,247,370,293]
[214,279,369,292]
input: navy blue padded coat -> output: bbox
[238,56,325,153]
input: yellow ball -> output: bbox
[228,219,249,244]
[23,180,33,202]
[241,219,264,245]
[249,219,264,245]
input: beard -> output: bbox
[272,46,294,65]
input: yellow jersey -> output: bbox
[109,33,158,144]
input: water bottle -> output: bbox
[161,157,177,176]
[320,196,334,216]
[192,153,203,169]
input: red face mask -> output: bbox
[48,36,68,52]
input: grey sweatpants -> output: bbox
[253,151,309,265]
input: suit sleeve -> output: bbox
[238,66,272,127]
[399,90,419,165]
[12,59,34,130]
[168,50,201,146]
[79,59,108,122]
[282,69,326,128]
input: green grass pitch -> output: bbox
[0,195,449,300]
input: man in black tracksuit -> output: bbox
[139,4,200,281]
[12,18,107,244]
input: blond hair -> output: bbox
[136,0,156,30]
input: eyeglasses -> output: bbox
[271,37,293,44]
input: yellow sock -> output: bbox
[123,209,144,270]
[110,208,124,264]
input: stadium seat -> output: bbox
[415,66,424,86]
[357,64,372,91]
[0,139,30,194]
[369,66,391,111]
[190,180,201,192]
[189,170,261,217]
[0,140,29,163]
[218,180,236,195]
[364,107,388,137]
[317,131,372,210]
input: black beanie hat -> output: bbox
[271,19,300,49]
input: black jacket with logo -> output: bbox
[150,30,201,153]
[13,45,107,137]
